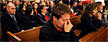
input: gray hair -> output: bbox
[7,3,14,8]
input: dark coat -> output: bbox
[39,21,78,41]
[36,12,51,26]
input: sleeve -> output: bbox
[1,15,21,33]
[60,29,79,41]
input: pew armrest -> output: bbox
[7,31,22,41]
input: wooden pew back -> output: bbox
[8,26,42,42]
[70,15,82,25]
[79,26,108,42]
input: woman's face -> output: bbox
[22,5,26,11]
[98,4,103,11]
[34,4,38,9]
[68,5,71,8]
[92,8,98,16]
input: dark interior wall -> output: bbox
[0,24,2,41]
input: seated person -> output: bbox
[37,5,51,26]
[1,3,23,33]
[71,1,80,16]
[77,1,83,11]
[20,4,27,16]
[77,1,83,14]
[78,3,107,39]
[39,3,78,41]
[96,2,105,22]
[1,3,24,40]
[21,7,38,29]
[32,3,39,15]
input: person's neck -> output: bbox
[52,21,60,31]
[16,4,19,6]
[34,9,37,12]
[42,12,45,15]
[9,14,14,15]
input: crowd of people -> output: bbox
[0,0,108,41]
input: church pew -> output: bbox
[7,26,42,42]
[79,26,108,42]
[70,15,81,25]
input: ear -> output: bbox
[6,7,9,12]
[41,9,43,12]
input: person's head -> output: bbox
[1,4,7,9]
[49,1,54,8]
[40,1,46,6]
[23,0,27,2]
[40,0,45,5]
[59,0,63,3]
[72,2,77,7]
[7,1,12,4]
[52,3,72,28]
[15,0,20,6]
[26,6,32,16]
[30,1,35,5]
[67,3,71,8]
[40,0,45,2]
[46,1,49,6]
[78,1,82,6]
[6,3,16,15]
[40,5,47,15]
[95,2,103,11]
[33,3,38,10]
[83,3,98,17]
[20,4,26,11]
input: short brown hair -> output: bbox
[95,2,102,6]
[95,2,102,9]
[52,3,72,19]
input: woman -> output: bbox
[20,4,26,16]
[32,3,39,15]
[95,2,105,22]
[78,3,103,39]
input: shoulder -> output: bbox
[40,23,51,33]
[37,13,43,17]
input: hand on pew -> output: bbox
[7,26,42,42]
[21,30,24,32]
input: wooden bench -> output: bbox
[70,15,81,25]
[79,26,108,42]
[7,26,42,42]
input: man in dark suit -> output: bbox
[1,3,23,41]
[39,3,78,41]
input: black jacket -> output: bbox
[39,21,78,42]
[36,12,51,26]
[78,15,104,39]
[1,13,23,33]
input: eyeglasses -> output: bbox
[10,8,16,10]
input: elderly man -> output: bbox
[1,3,23,40]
